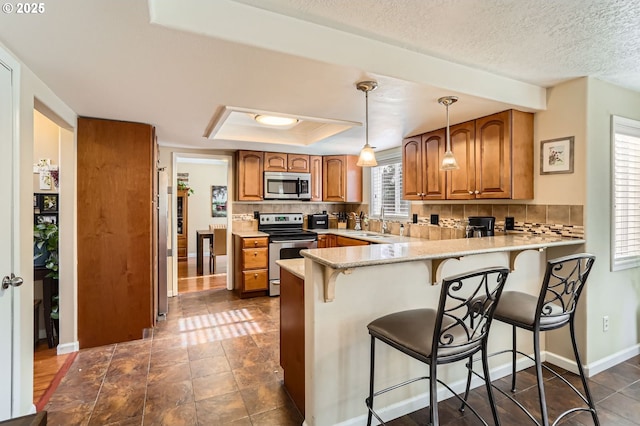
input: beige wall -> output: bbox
[584,78,640,362]
[33,110,60,194]
[533,78,587,205]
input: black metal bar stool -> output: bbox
[462,253,599,426]
[365,267,510,426]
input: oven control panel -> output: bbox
[259,213,303,225]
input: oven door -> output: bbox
[268,238,317,296]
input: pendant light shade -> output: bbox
[438,96,460,171]
[356,80,378,167]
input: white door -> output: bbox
[0,60,19,421]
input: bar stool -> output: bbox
[463,253,599,426]
[365,267,510,426]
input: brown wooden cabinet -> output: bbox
[317,234,328,248]
[335,235,370,247]
[403,110,533,201]
[310,155,322,201]
[280,268,305,415]
[233,235,269,298]
[77,117,155,349]
[176,189,188,261]
[264,152,310,172]
[322,155,362,202]
[236,150,264,201]
[402,129,446,200]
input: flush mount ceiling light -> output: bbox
[356,80,378,167]
[438,96,460,171]
[254,114,299,127]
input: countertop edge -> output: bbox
[301,236,586,269]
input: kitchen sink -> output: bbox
[350,232,387,238]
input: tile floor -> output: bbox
[44,286,640,425]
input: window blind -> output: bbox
[612,115,640,271]
[370,149,409,218]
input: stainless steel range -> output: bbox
[258,213,318,296]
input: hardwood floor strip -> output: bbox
[35,351,77,412]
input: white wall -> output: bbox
[585,78,640,363]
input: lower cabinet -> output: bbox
[280,268,305,416]
[335,235,370,247]
[233,235,269,298]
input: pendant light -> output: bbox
[438,96,460,170]
[356,80,378,167]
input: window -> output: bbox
[612,115,640,271]
[370,149,409,218]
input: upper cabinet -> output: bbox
[309,155,323,201]
[236,150,264,201]
[403,110,533,201]
[264,152,310,172]
[402,129,446,200]
[322,155,362,202]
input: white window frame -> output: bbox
[611,115,640,271]
[370,148,409,220]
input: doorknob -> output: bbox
[2,273,23,290]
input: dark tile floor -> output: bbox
[45,287,640,425]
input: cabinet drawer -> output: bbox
[242,248,268,269]
[336,236,370,247]
[242,269,268,291]
[242,237,268,249]
[177,247,187,258]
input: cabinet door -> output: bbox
[402,136,423,200]
[336,236,370,247]
[264,152,288,172]
[327,234,337,248]
[475,111,511,199]
[446,121,476,200]
[237,151,264,201]
[323,156,345,202]
[310,155,323,201]
[422,129,446,200]
[317,234,327,248]
[288,154,310,172]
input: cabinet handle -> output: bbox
[254,273,258,278]
[468,191,473,195]
[254,252,258,256]
[254,241,258,246]
[474,190,479,194]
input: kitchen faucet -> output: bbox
[380,207,388,234]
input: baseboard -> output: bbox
[585,344,640,376]
[56,341,79,355]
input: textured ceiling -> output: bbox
[0,0,638,154]
[233,0,640,92]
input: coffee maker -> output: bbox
[466,216,496,237]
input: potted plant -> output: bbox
[34,222,59,278]
[177,181,194,196]
[34,222,59,336]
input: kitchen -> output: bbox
[1,1,640,425]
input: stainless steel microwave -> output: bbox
[264,172,311,200]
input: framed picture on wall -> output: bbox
[540,137,574,174]
[35,214,57,225]
[211,185,227,217]
[41,193,58,212]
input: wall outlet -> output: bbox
[603,316,609,332]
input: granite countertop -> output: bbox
[302,234,586,269]
[276,258,305,280]
[232,230,269,238]
[311,228,422,244]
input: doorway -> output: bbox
[171,153,232,295]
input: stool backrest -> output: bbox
[434,267,510,362]
[536,253,595,328]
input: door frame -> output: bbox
[170,152,233,296]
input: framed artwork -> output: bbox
[211,185,227,217]
[540,137,574,175]
[41,194,58,212]
[36,214,57,225]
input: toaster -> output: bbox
[308,214,329,229]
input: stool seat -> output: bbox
[494,291,569,329]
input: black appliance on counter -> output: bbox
[467,216,496,237]
[258,213,318,296]
[308,213,329,229]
